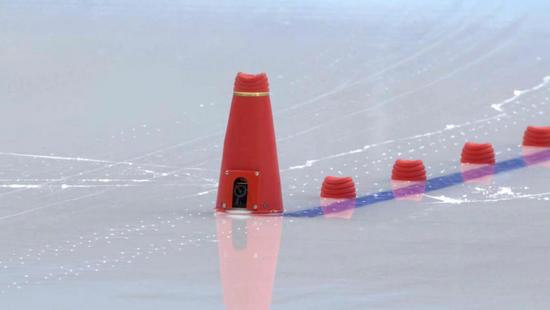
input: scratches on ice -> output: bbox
[275,78,355,114]
[0,178,151,183]
[0,178,151,189]
[280,34,518,144]
[424,194,465,204]
[287,114,504,170]
[0,184,138,189]
[0,151,176,168]
[288,71,550,171]
[0,131,219,199]
[491,76,550,112]
[0,164,215,220]
[0,189,114,221]
[0,182,214,190]
[425,187,550,204]
[274,19,473,116]
[164,189,218,200]
[0,184,42,189]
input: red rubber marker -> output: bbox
[460,142,496,164]
[523,126,550,147]
[320,176,357,199]
[391,159,427,181]
[522,127,550,167]
[216,72,283,214]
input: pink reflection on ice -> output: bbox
[215,213,283,310]
[391,180,426,201]
[522,146,550,167]
[321,198,356,219]
[460,163,495,184]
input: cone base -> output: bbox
[216,169,283,214]
[215,209,284,215]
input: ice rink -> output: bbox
[2,1,550,309]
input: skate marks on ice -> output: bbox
[286,69,549,171]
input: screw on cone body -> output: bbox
[215,213,283,310]
[523,126,550,147]
[391,159,427,181]
[460,142,495,164]
[216,73,283,214]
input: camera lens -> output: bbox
[234,184,247,198]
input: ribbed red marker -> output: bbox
[216,72,283,214]
[460,142,495,164]
[523,126,550,147]
[391,159,427,181]
[320,176,356,199]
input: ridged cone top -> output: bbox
[234,72,269,92]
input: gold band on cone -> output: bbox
[233,91,270,97]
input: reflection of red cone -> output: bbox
[523,126,550,147]
[321,198,356,219]
[216,214,283,310]
[216,73,283,214]
[522,145,550,167]
[461,163,495,184]
[391,159,426,181]
[391,180,426,201]
[461,142,495,164]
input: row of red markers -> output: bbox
[321,125,550,200]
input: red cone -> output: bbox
[391,159,427,181]
[320,176,356,199]
[320,176,356,219]
[216,73,283,214]
[523,126,550,147]
[460,142,495,164]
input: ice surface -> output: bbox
[1,1,550,309]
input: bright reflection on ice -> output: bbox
[215,213,283,310]
[225,209,254,215]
